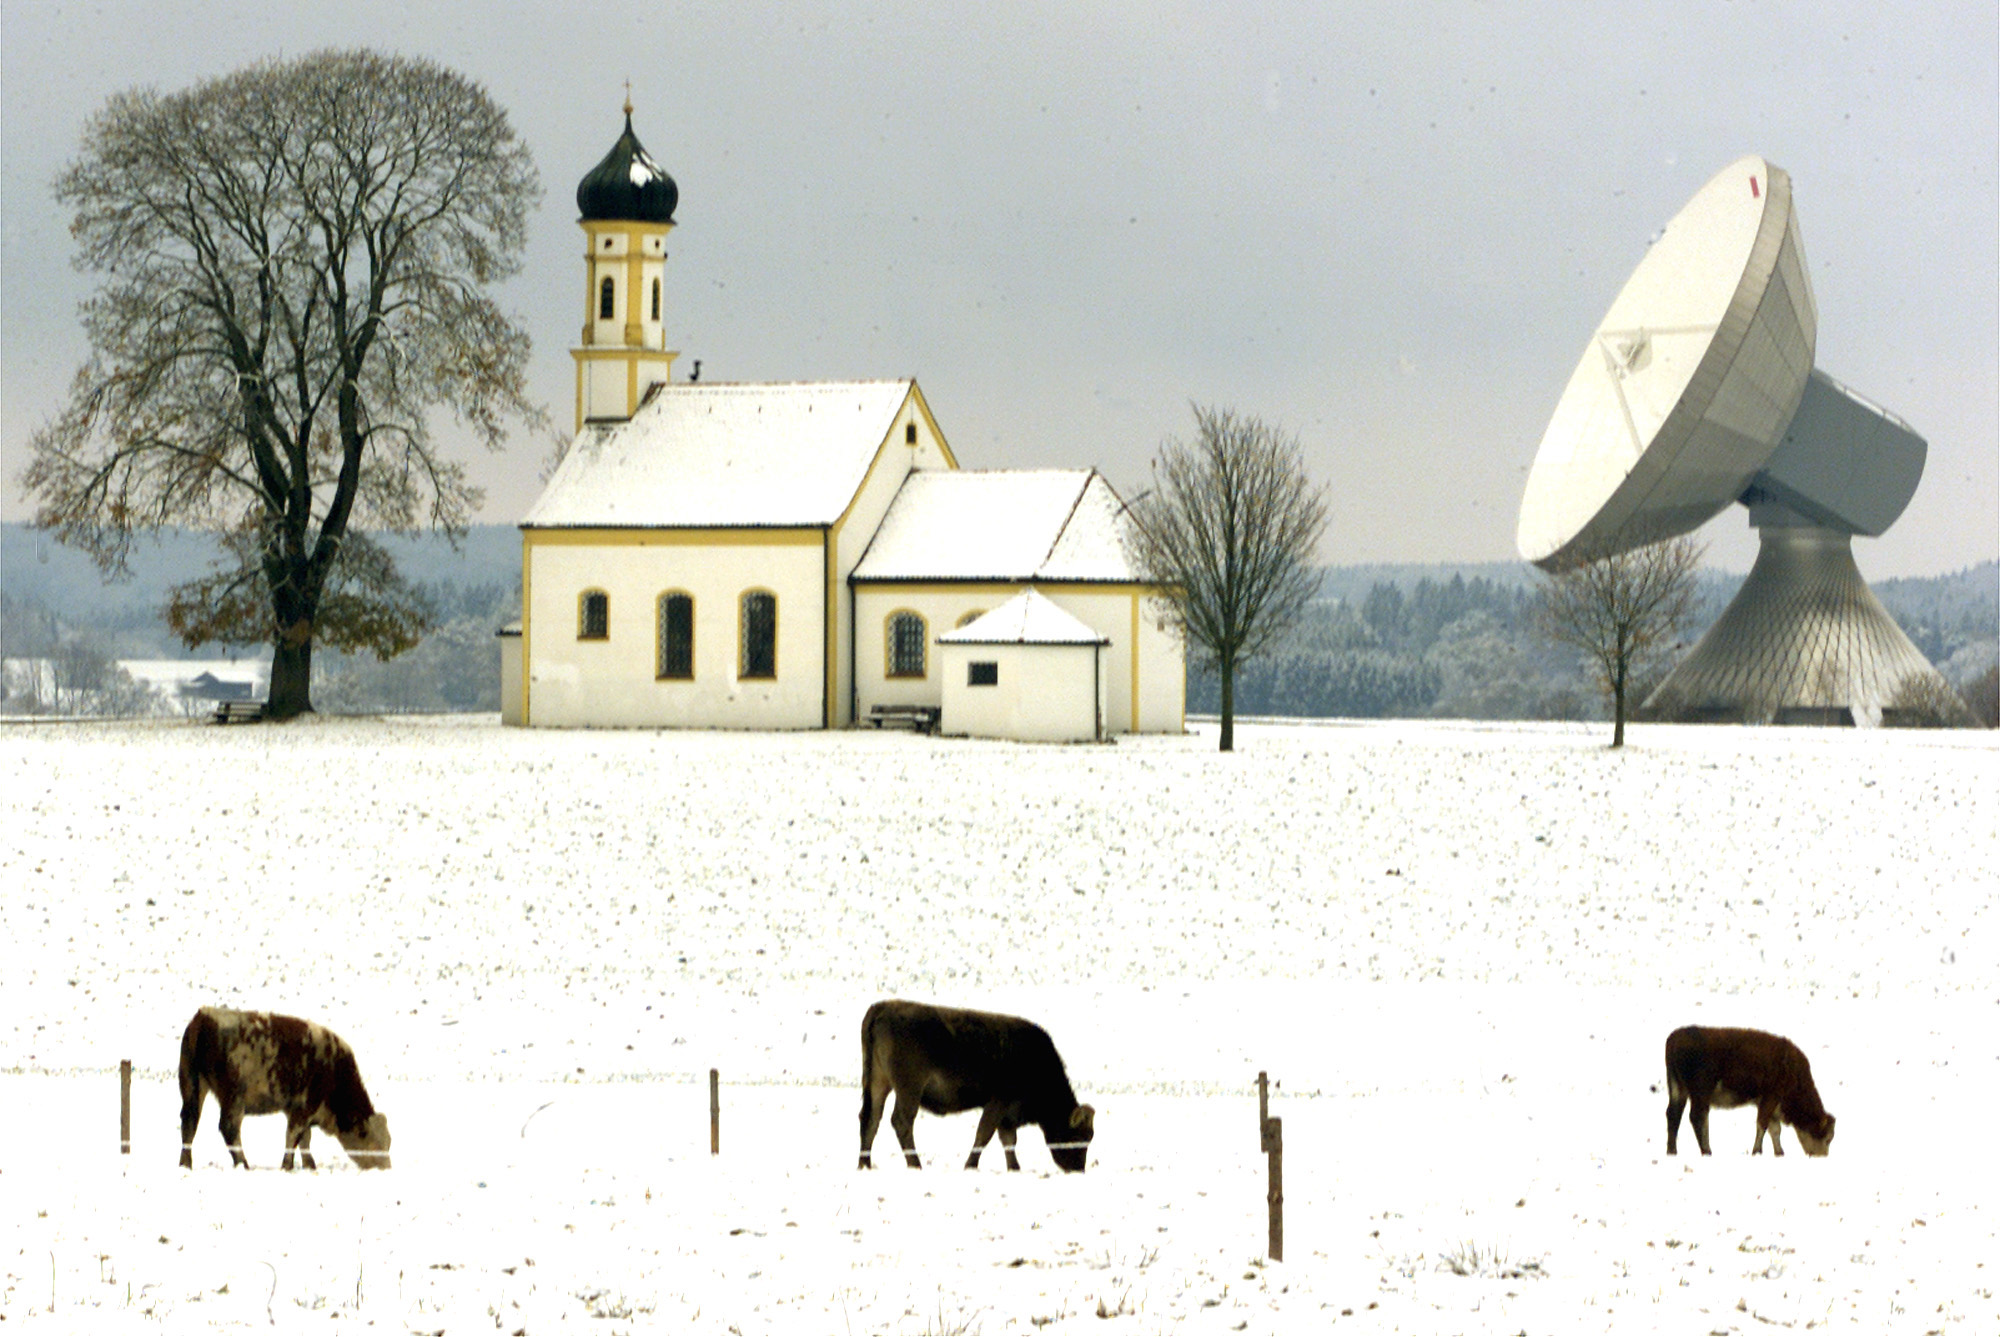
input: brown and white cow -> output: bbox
[177,1007,391,1170]
[1664,1025,1834,1157]
[858,999,1096,1173]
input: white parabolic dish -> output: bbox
[1517,156,1820,568]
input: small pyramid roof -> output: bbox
[936,588,1109,646]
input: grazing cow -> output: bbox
[858,999,1096,1173]
[177,1007,391,1170]
[1664,1025,1834,1157]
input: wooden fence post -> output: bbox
[709,1068,720,1155]
[1265,1115,1284,1262]
[1257,1070,1270,1149]
[120,1060,132,1156]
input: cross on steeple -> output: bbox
[623,80,633,118]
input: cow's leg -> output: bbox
[218,1101,250,1169]
[859,1076,892,1169]
[1757,1101,1784,1156]
[1665,1082,1687,1156]
[179,1082,206,1170]
[1689,1098,1713,1156]
[281,1119,317,1171]
[998,1124,1021,1172]
[966,1107,1001,1170]
[888,1093,923,1170]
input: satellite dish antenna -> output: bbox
[1518,156,1961,726]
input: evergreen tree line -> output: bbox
[1189,566,2000,725]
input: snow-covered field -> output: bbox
[2,715,1995,1333]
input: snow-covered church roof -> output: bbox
[522,381,919,528]
[936,588,1109,646]
[851,469,1141,583]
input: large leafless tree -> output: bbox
[24,50,543,719]
[1130,406,1329,752]
[1532,534,1704,747]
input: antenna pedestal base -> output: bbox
[1643,522,1966,727]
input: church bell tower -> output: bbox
[572,98,679,430]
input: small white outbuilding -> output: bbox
[937,589,1110,743]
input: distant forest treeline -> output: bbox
[3,523,1996,722]
[1190,562,1999,723]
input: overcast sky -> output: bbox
[3,0,1993,578]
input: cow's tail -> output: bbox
[177,1011,207,1107]
[859,1002,884,1099]
[857,1002,888,1166]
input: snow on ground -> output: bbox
[1,715,1995,1333]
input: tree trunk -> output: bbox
[1219,657,1236,753]
[1610,658,1627,749]
[266,625,315,721]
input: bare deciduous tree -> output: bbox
[1131,406,1330,752]
[24,50,544,719]
[1533,534,1704,747]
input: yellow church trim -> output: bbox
[905,382,959,470]
[521,528,535,725]
[524,526,822,548]
[623,248,645,345]
[1130,590,1140,730]
[579,219,674,252]
[826,382,933,726]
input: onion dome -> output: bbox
[576,112,678,224]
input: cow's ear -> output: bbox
[1070,1104,1095,1131]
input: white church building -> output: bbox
[502,109,1182,736]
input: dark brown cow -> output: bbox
[858,999,1096,1172]
[1665,1025,1834,1157]
[178,1007,391,1170]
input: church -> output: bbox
[501,109,1183,737]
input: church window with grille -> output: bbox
[657,592,694,679]
[579,590,609,640]
[887,612,927,678]
[740,591,777,679]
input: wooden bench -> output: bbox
[867,703,940,734]
[211,700,267,724]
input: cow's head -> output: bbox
[1796,1112,1834,1157]
[337,1113,393,1170]
[1049,1103,1095,1173]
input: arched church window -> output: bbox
[658,592,694,679]
[887,612,927,678]
[651,278,661,321]
[740,591,777,679]
[599,276,615,320]
[579,590,609,640]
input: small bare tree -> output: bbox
[1130,406,1329,752]
[1533,534,1703,747]
[24,50,544,719]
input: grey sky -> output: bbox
[3,0,1993,578]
